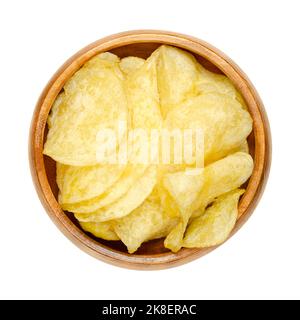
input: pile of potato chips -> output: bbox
[44,45,253,253]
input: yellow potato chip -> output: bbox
[205,139,250,166]
[156,45,199,117]
[156,45,246,118]
[57,163,125,204]
[75,166,157,222]
[97,52,120,63]
[113,194,178,253]
[61,164,147,213]
[162,169,205,252]
[62,53,161,213]
[52,53,128,203]
[80,221,119,241]
[126,50,162,130]
[196,66,246,106]
[124,50,161,166]
[183,189,244,248]
[156,184,181,218]
[163,169,205,211]
[120,56,145,75]
[193,152,253,214]
[43,53,128,166]
[165,93,252,164]
[164,223,184,253]
[47,93,65,129]
[164,152,253,252]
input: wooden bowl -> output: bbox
[29,30,271,270]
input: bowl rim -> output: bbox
[29,30,272,270]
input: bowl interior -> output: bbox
[43,42,256,256]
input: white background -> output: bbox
[0,0,299,300]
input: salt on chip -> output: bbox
[183,189,244,248]
[57,163,125,204]
[113,194,178,253]
[75,166,157,222]
[80,221,119,241]
[165,93,252,164]
[43,52,127,166]
[120,56,145,75]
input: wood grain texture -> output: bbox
[29,30,271,270]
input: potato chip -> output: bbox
[163,169,205,211]
[156,45,246,118]
[156,183,181,218]
[165,93,252,164]
[162,169,204,252]
[97,52,120,63]
[156,45,200,117]
[51,53,128,203]
[120,56,145,75]
[124,50,161,167]
[80,221,119,241]
[43,53,128,166]
[61,164,147,213]
[126,50,162,130]
[75,166,157,222]
[73,52,160,219]
[183,189,244,248]
[164,152,253,252]
[62,53,161,213]
[113,193,178,253]
[47,93,65,129]
[57,163,125,204]
[196,66,246,107]
[205,139,250,166]
[192,152,253,216]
